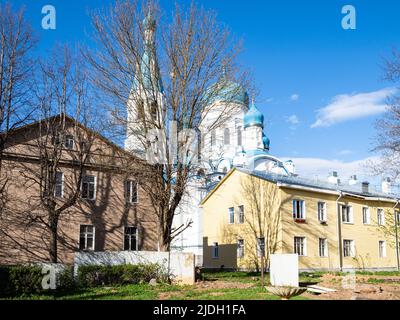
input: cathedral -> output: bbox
[125,13,296,262]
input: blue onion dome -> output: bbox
[243,100,264,128]
[262,132,270,150]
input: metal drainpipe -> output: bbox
[336,191,344,272]
[393,200,400,271]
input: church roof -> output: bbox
[205,79,249,106]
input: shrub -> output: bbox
[77,263,169,287]
[0,264,75,297]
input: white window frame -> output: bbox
[317,201,327,222]
[237,127,242,146]
[377,208,385,226]
[79,225,95,251]
[378,240,386,258]
[54,172,64,198]
[124,226,138,251]
[362,206,371,225]
[237,239,244,258]
[318,238,328,257]
[82,175,96,200]
[293,199,306,220]
[294,236,306,256]
[343,239,355,257]
[125,180,139,204]
[341,205,353,224]
[64,135,74,150]
[210,130,216,147]
[212,242,219,259]
[238,205,244,224]
[228,207,235,224]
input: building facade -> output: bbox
[201,168,400,271]
[0,115,158,265]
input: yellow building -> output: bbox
[201,168,400,272]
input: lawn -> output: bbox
[4,271,309,300]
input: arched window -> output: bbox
[224,128,230,145]
[211,130,216,147]
[237,127,242,146]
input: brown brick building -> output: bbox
[0,115,158,264]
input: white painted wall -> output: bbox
[270,254,299,287]
[74,251,195,285]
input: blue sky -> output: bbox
[7,0,400,181]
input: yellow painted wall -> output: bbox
[201,169,400,271]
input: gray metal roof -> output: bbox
[237,168,400,201]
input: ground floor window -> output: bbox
[237,239,244,258]
[318,238,328,257]
[343,239,355,257]
[294,236,306,256]
[257,237,265,257]
[79,225,95,251]
[212,242,219,259]
[124,226,138,251]
[379,240,386,258]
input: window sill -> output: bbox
[294,219,306,223]
[342,222,354,225]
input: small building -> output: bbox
[0,115,158,265]
[201,168,400,272]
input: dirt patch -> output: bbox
[195,280,254,291]
[304,274,400,300]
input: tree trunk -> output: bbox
[260,254,265,287]
[49,217,58,263]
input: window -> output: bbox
[379,241,386,258]
[317,202,327,222]
[125,180,138,203]
[64,135,74,149]
[292,199,305,220]
[341,205,353,223]
[237,127,242,146]
[362,207,371,224]
[211,130,216,147]
[212,242,219,259]
[82,175,96,200]
[79,225,95,251]
[319,238,328,257]
[343,239,355,257]
[228,207,235,224]
[237,239,244,258]
[238,205,244,224]
[54,172,64,198]
[396,211,400,226]
[294,237,306,256]
[224,128,230,145]
[124,226,138,251]
[377,209,385,226]
[257,237,265,257]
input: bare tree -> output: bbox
[0,2,36,215]
[86,0,248,251]
[222,176,281,287]
[18,47,96,263]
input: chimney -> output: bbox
[362,181,369,194]
[349,175,357,186]
[328,171,339,184]
[382,177,391,194]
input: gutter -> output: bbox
[393,200,400,271]
[336,191,344,272]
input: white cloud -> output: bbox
[282,156,379,181]
[311,87,397,128]
[286,114,299,125]
[290,94,299,101]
